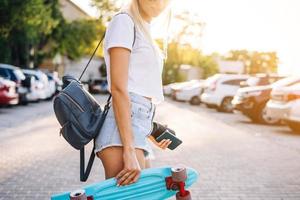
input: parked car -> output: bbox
[22,69,52,100]
[240,74,285,88]
[163,80,201,96]
[46,71,62,96]
[232,76,300,124]
[170,80,203,100]
[22,72,42,102]
[88,78,109,94]
[284,98,300,133]
[174,80,205,105]
[0,77,19,106]
[45,73,57,98]
[201,74,249,112]
[0,64,29,105]
[265,82,300,122]
[163,82,180,96]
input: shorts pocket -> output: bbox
[131,115,152,137]
[131,102,151,120]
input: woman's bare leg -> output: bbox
[145,159,151,168]
[97,146,146,179]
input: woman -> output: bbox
[94,0,172,187]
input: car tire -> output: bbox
[189,96,201,105]
[218,97,233,113]
[286,120,300,133]
[251,103,280,125]
[19,95,28,106]
[171,93,177,100]
[205,103,215,108]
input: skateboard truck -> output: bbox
[165,167,192,200]
[69,189,94,200]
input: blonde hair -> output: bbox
[120,0,172,61]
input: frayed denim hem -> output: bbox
[94,143,154,159]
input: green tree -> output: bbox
[158,10,218,84]
[0,0,102,68]
[91,0,120,23]
[0,0,58,66]
[226,50,278,74]
[160,40,218,85]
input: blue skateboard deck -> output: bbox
[51,167,198,200]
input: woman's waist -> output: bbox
[128,91,153,108]
[143,96,152,101]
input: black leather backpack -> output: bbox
[53,12,136,182]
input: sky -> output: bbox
[71,0,300,75]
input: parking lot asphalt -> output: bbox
[1,95,300,200]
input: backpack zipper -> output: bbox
[60,92,84,112]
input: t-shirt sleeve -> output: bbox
[105,14,135,52]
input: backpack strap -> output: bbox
[79,12,137,182]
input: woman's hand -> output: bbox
[148,135,172,150]
[115,148,141,186]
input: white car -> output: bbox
[163,83,179,96]
[174,81,205,105]
[284,98,300,133]
[266,82,300,121]
[201,74,249,112]
[163,79,202,98]
[22,69,51,100]
[45,73,57,98]
[22,74,40,102]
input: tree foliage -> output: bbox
[155,10,217,84]
[226,50,278,74]
[91,0,120,23]
[171,11,205,49]
[0,0,102,68]
[159,40,218,85]
[0,0,59,66]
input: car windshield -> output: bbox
[47,74,53,80]
[272,77,300,87]
[205,74,221,85]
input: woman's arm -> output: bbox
[109,47,141,186]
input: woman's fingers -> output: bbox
[158,139,167,145]
[148,136,172,150]
[120,171,139,186]
[117,170,140,186]
[117,171,134,186]
[159,139,172,149]
[162,140,171,149]
[116,169,128,180]
[131,172,140,183]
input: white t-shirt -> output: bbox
[103,13,165,105]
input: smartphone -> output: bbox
[155,130,182,150]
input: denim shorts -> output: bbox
[94,92,156,159]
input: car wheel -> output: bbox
[286,120,300,133]
[189,96,201,105]
[205,103,215,108]
[171,93,177,100]
[218,97,233,113]
[252,103,280,125]
[18,95,28,106]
